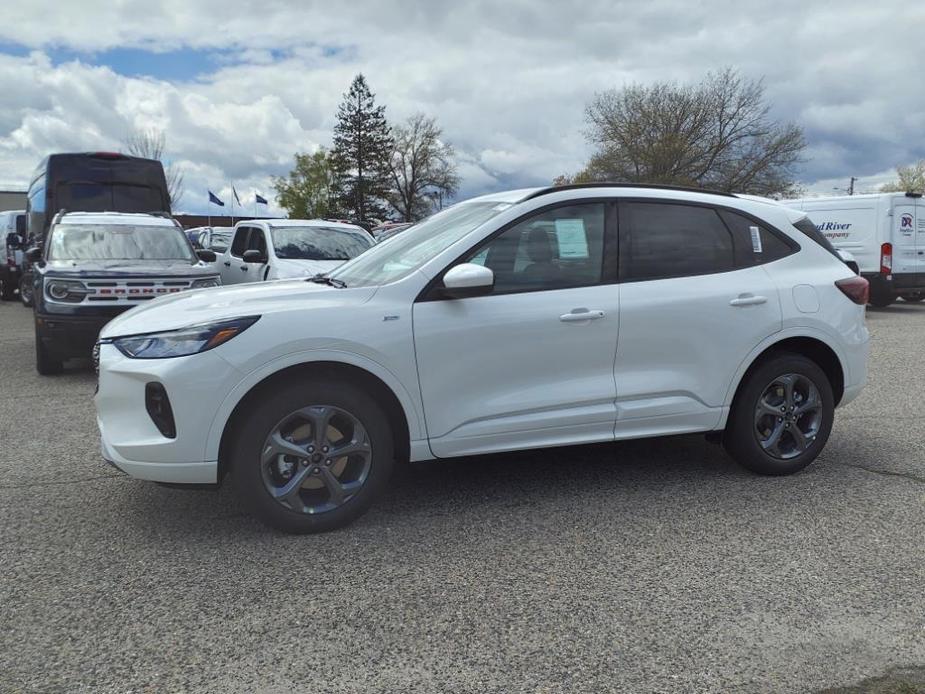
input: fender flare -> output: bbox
[718,327,849,427]
[203,348,426,462]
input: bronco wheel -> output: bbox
[0,278,14,301]
[724,352,834,476]
[35,332,63,375]
[230,377,394,533]
[19,274,33,307]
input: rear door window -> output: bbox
[619,202,734,281]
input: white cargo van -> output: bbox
[783,192,925,306]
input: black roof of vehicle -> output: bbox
[525,182,738,200]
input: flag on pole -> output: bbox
[255,192,268,205]
[208,191,225,207]
[233,187,241,205]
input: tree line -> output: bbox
[274,74,459,224]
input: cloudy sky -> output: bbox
[0,0,922,215]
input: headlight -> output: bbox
[46,280,89,302]
[107,316,260,359]
[190,277,222,289]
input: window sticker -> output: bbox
[554,219,589,258]
[749,225,763,254]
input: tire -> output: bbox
[19,274,33,307]
[230,376,395,533]
[900,293,924,303]
[35,332,63,375]
[868,282,895,308]
[0,279,14,301]
[724,352,834,476]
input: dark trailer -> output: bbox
[26,152,170,245]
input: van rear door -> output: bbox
[892,202,920,276]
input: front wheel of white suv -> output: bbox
[230,377,395,533]
[724,353,835,476]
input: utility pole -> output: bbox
[848,176,857,195]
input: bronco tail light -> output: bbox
[835,276,870,305]
[880,243,893,275]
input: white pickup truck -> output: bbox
[217,219,374,285]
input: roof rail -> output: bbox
[524,182,737,200]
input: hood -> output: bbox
[100,278,377,338]
[270,258,347,279]
[43,259,217,278]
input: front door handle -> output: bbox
[240,266,248,271]
[730,294,767,307]
[223,261,231,267]
[560,309,605,322]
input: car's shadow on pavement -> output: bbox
[111,433,756,539]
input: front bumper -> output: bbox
[95,344,242,484]
[36,310,126,360]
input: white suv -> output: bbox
[95,185,870,533]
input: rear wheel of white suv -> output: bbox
[724,353,834,476]
[230,377,394,533]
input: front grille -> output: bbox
[47,276,208,306]
[91,342,100,374]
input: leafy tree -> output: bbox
[881,160,925,194]
[329,74,394,221]
[578,68,805,197]
[387,114,459,221]
[273,149,337,218]
[123,128,185,209]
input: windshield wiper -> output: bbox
[307,273,347,288]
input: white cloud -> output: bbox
[0,0,923,214]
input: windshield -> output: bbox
[48,224,195,262]
[209,230,233,253]
[58,182,167,213]
[271,226,373,261]
[329,202,510,286]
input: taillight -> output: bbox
[880,243,892,275]
[836,276,870,305]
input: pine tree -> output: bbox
[330,74,394,221]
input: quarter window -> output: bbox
[718,209,795,266]
[465,203,606,294]
[621,202,734,281]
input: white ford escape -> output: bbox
[95,185,870,533]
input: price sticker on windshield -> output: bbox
[750,226,763,254]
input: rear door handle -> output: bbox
[560,309,605,322]
[240,266,248,271]
[223,261,231,267]
[730,294,767,307]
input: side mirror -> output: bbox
[440,263,494,298]
[242,249,267,264]
[196,249,217,263]
[26,247,43,264]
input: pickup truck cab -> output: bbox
[30,211,221,374]
[218,219,374,285]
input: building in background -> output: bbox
[0,190,26,212]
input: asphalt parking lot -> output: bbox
[1,300,924,694]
